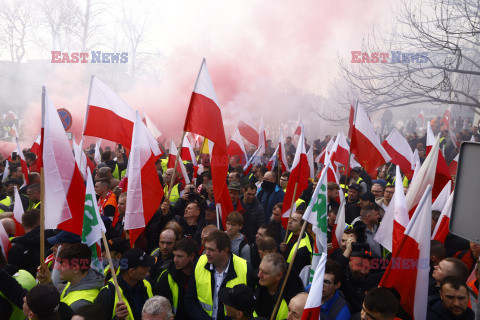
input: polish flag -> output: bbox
[306,147,315,179]
[330,183,346,253]
[278,130,290,173]
[382,128,415,179]
[380,185,432,320]
[125,112,164,246]
[281,129,310,229]
[349,154,361,170]
[442,109,450,130]
[30,133,41,159]
[418,110,425,126]
[42,87,86,235]
[94,138,102,164]
[411,149,420,167]
[13,186,25,237]
[426,122,452,199]
[142,111,162,140]
[227,127,248,165]
[0,221,12,260]
[167,139,190,185]
[72,139,87,179]
[266,144,279,171]
[83,76,136,149]
[294,109,302,136]
[350,102,391,177]
[10,138,29,184]
[1,161,9,183]
[238,119,259,147]
[257,116,267,156]
[374,166,410,253]
[432,191,454,244]
[243,146,262,176]
[411,160,421,182]
[181,134,197,165]
[183,59,234,229]
[316,139,334,164]
[301,253,327,320]
[323,150,339,184]
[448,154,459,177]
[348,104,355,138]
[330,131,350,167]
[405,135,439,218]
[431,181,451,212]
[449,129,460,149]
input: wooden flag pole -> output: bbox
[39,168,46,267]
[101,231,123,302]
[271,219,309,320]
[283,182,298,243]
[166,131,186,202]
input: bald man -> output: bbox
[287,292,308,320]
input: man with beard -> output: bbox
[427,276,474,320]
[257,171,285,222]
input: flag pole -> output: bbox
[271,219,309,320]
[283,182,298,243]
[166,131,186,202]
[40,168,46,267]
[101,231,123,302]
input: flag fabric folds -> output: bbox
[301,253,327,320]
[432,191,454,244]
[382,128,415,179]
[238,120,259,147]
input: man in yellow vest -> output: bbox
[154,238,198,319]
[42,243,105,312]
[255,253,304,319]
[94,248,155,320]
[26,183,41,210]
[280,210,312,274]
[184,230,254,320]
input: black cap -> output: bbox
[120,248,155,270]
[47,231,81,245]
[26,284,61,320]
[106,237,129,255]
[219,284,256,316]
[206,202,216,211]
[360,192,375,203]
[227,181,241,191]
[4,178,22,186]
[349,184,361,192]
[351,242,373,259]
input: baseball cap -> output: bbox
[360,192,375,203]
[47,231,81,245]
[206,202,216,211]
[26,284,61,320]
[350,242,373,259]
[227,181,241,191]
[106,237,129,254]
[348,184,361,192]
[219,284,256,316]
[120,248,155,270]
[372,179,387,187]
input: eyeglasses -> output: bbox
[324,280,335,286]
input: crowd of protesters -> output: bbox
[0,114,478,320]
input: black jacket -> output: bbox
[240,197,265,244]
[427,300,474,320]
[184,253,255,320]
[154,260,192,320]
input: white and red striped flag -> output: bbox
[13,186,25,237]
[243,147,262,176]
[83,76,136,149]
[42,87,86,235]
[306,147,315,179]
[426,122,452,199]
[432,191,454,244]
[382,128,415,179]
[94,138,102,164]
[125,111,164,246]
[227,127,248,165]
[142,111,162,140]
[278,130,290,173]
[167,139,190,185]
[418,110,425,126]
[374,165,410,253]
[448,153,459,177]
[448,129,460,149]
[380,185,432,320]
[301,253,327,319]
[257,116,267,156]
[183,59,234,229]
[315,139,334,164]
[238,119,259,147]
[294,109,302,137]
[431,181,451,212]
[330,183,346,253]
[330,131,349,167]
[30,133,41,160]
[0,220,11,260]
[10,137,29,184]
[281,129,310,229]
[266,144,279,172]
[350,102,391,177]
[181,134,197,165]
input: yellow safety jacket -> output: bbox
[112,164,127,180]
[158,269,180,314]
[286,232,312,263]
[0,270,36,320]
[253,299,288,320]
[27,200,41,210]
[106,279,153,320]
[164,183,180,204]
[0,196,11,214]
[195,254,248,317]
[60,282,100,306]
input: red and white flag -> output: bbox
[431,181,451,212]
[83,76,136,149]
[30,133,41,159]
[72,139,87,180]
[301,253,327,320]
[94,138,102,164]
[448,129,460,149]
[257,116,267,156]
[374,166,409,253]
[382,128,414,179]
[330,131,349,167]
[405,134,439,217]
[0,220,11,260]
[181,134,197,165]
[167,139,190,185]
[294,109,302,137]
[42,87,86,235]
[238,119,259,147]
[306,147,315,179]
[10,137,29,184]
[442,109,450,130]
[125,112,163,246]
[13,186,25,237]
[183,59,234,229]
[426,122,452,199]
[281,129,310,229]
[266,144,279,172]
[448,153,459,177]
[142,111,162,140]
[432,191,454,244]
[348,104,355,139]
[1,161,9,183]
[315,139,334,164]
[227,127,248,165]
[278,130,290,173]
[411,149,420,167]
[350,102,391,177]
[380,185,432,320]
[418,110,425,126]
[243,147,262,176]
[330,184,346,253]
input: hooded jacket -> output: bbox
[257,184,285,222]
[62,269,105,311]
[240,196,265,244]
[8,226,47,276]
